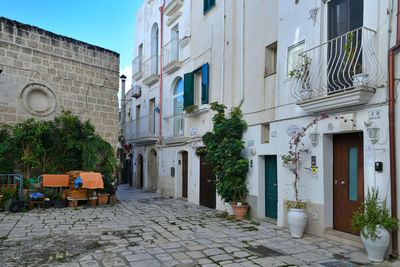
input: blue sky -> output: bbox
[1,0,144,92]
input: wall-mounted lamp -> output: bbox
[309,129,319,147]
[367,126,380,144]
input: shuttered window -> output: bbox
[183,72,194,108]
[204,0,216,14]
[184,63,209,109]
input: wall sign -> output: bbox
[286,125,300,137]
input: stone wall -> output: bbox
[0,17,120,149]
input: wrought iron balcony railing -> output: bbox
[163,113,185,138]
[132,55,143,80]
[290,27,383,100]
[123,116,157,142]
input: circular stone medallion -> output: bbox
[20,83,57,117]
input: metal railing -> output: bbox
[143,55,158,78]
[123,116,157,141]
[132,55,142,77]
[290,27,383,100]
[163,38,180,67]
[164,113,185,138]
[0,174,23,200]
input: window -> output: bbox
[183,63,209,109]
[204,0,216,14]
[151,23,159,75]
[261,123,270,144]
[173,78,184,136]
[287,40,305,77]
[265,42,277,76]
[149,98,155,135]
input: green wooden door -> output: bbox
[265,155,278,219]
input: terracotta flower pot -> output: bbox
[232,205,248,220]
[97,193,110,205]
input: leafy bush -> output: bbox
[1,111,118,189]
[202,102,248,203]
[352,187,399,240]
[0,128,19,173]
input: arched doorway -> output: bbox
[148,149,158,190]
[137,154,143,188]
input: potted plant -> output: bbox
[203,102,249,220]
[53,192,66,208]
[2,187,16,212]
[289,54,313,99]
[351,187,399,262]
[281,114,330,238]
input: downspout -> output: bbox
[238,0,245,108]
[159,0,165,145]
[388,0,400,258]
[220,0,225,105]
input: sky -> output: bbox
[1,0,144,101]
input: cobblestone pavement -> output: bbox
[0,185,399,267]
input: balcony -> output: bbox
[132,55,143,81]
[162,38,181,74]
[163,114,188,145]
[290,27,382,113]
[142,55,159,86]
[123,116,158,145]
[165,0,183,17]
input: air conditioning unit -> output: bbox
[132,85,141,98]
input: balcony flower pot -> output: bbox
[44,198,52,209]
[287,207,307,238]
[352,73,369,87]
[97,193,110,205]
[232,203,249,220]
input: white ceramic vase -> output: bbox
[352,73,369,87]
[287,208,307,238]
[360,225,390,262]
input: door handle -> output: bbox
[273,183,277,187]
[341,181,346,185]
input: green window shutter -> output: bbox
[184,72,194,108]
[201,63,209,104]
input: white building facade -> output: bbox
[126,0,400,250]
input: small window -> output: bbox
[184,63,209,109]
[261,123,270,144]
[287,40,305,77]
[265,42,277,76]
[204,0,216,14]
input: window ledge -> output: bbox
[264,72,276,78]
[185,104,210,117]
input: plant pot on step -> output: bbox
[232,204,248,220]
[287,208,307,238]
[97,193,110,205]
[3,199,12,212]
[360,225,390,262]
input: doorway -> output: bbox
[199,154,216,209]
[265,155,278,219]
[182,151,188,198]
[333,132,364,234]
[137,154,144,188]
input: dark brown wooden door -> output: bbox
[182,152,188,198]
[200,154,216,209]
[333,132,364,234]
[138,155,143,188]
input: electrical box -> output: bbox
[171,167,175,177]
[375,161,383,172]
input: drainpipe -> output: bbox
[238,0,245,108]
[159,0,165,145]
[120,74,127,132]
[388,0,400,258]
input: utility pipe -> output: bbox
[120,74,127,132]
[238,0,245,108]
[159,0,165,145]
[388,0,400,258]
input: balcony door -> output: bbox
[327,0,363,93]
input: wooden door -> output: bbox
[138,155,143,188]
[200,154,216,209]
[333,132,364,233]
[265,155,278,219]
[182,152,188,198]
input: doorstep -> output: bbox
[321,227,364,248]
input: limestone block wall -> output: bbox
[0,17,120,149]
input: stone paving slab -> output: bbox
[0,185,399,266]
